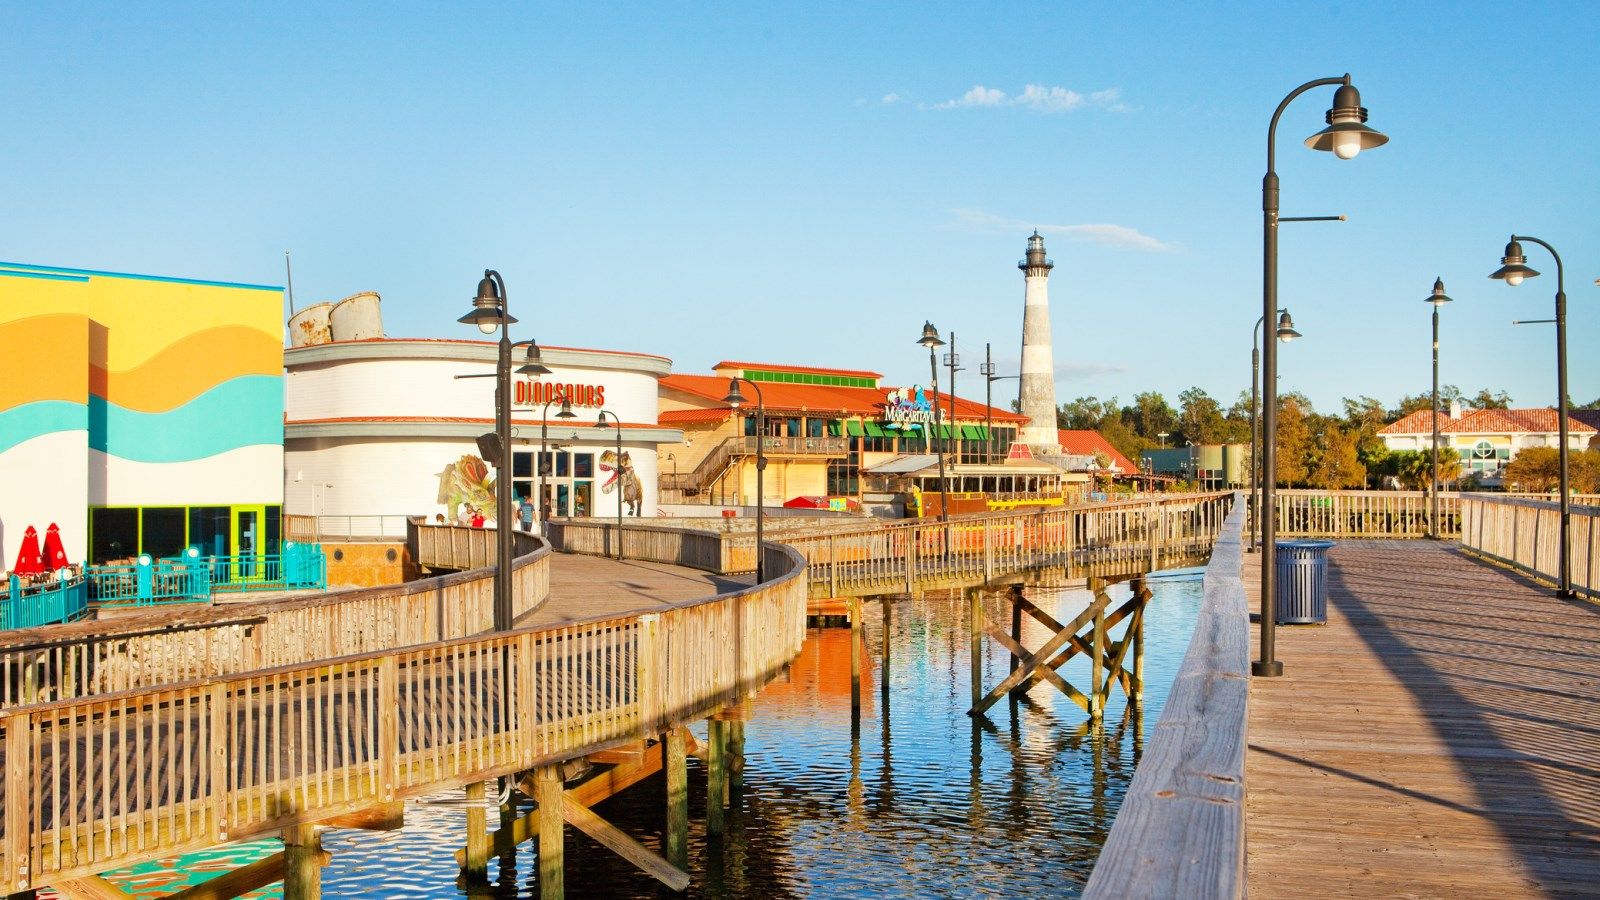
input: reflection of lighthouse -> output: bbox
[1017,231,1060,452]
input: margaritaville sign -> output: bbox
[882,387,935,429]
[514,379,606,408]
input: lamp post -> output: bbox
[1186,440,1198,489]
[918,322,951,549]
[1490,236,1572,597]
[1425,279,1453,539]
[1255,75,1387,679]
[457,271,552,632]
[538,396,576,536]
[979,342,1019,464]
[722,378,767,583]
[594,410,625,558]
[944,333,962,465]
[1250,308,1301,551]
[1157,431,1168,448]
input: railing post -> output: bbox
[982,521,993,583]
[828,533,838,597]
[905,529,915,595]
[378,656,398,800]
[636,614,659,736]
[5,712,32,894]
[210,682,231,840]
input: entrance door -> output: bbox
[231,505,266,584]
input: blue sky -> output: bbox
[4,2,1596,414]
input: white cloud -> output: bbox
[928,83,1128,113]
[952,208,1176,253]
[881,92,904,105]
[1057,362,1131,381]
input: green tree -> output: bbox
[1310,427,1367,489]
[1128,391,1178,441]
[1274,394,1314,486]
[1394,448,1463,490]
[1468,388,1512,410]
[1058,396,1118,431]
[1177,386,1227,445]
[1392,385,1462,418]
[1504,447,1561,492]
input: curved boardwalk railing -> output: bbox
[1270,488,1600,540]
[0,541,806,893]
[1460,493,1600,599]
[0,532,551,711]
[781,492,1231,597]
[1084,493,1248,899]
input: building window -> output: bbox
[92,508,137,563]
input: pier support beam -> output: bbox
[849,596,863,721]
[968,588,984,708]
[535,765,564,900]
[463,780,489,885]
[1008,585,1024,697]
[881,596,893,702]
[706,719,727,836]
[282,822,322,900]
[728,721,746,798]
[665,728,688,870]
[1089,593,1106,722]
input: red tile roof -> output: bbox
[658,408,734,426]
[660,374,1026,423]
[1057,430,1138,474]
[1379,407,1595,436]
[712,360,884,380]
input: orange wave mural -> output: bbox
[88,325,282,413]
[0,315,89,412]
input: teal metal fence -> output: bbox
[1,573,90,629]
[88,542,327,608]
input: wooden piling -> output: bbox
[1089,590,1106,723]
[848,596,862,721]
[463,780,489,883]
[969,588,984,708]
[665,729,688,870]
[881,596,893,700]
[535,764,564,900]
[282,822,322,900]
[706,719,727,836]
[1008,585,1023,694]
[728,720,746,798]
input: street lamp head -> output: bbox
[917,321,945,349]
[458,272,516,335]
[1303,79,1388,160]
[1275,310,1302,341]
[595,411,612,428]
[1489,238,1539,286]
[722,379,748,409]
[555,397,576,419]
[515,339,553,375]
[1425,277,1454,306]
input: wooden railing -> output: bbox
[0,532,551,711]
[1084,493,1249,898]
[543,521,730,573]
[1460,494,1600,600]
[1271,489,1459,539]
[778,493,1233,597]
[0,543,807,893]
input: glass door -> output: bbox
[231,505,266,584]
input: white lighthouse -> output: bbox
[1017,231,1060,453]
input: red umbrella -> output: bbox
[41,523,69,571]
[11,525,43,576]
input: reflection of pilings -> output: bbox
[968,587,983,709]
[881,596,893,703]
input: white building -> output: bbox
[1378,402,1595,483]
[284,339,683,525]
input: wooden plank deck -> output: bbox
[525,555,747,627]
[1245,541,1600,897]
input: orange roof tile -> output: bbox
[1057,430,1138,474]
[712,360,883,379]
[1379,407,1594,435]
[658,408,734,426]
[661,373,1026,423]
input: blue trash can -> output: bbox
[1275,540,1333,624]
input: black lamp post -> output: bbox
[1255,75,1387,679]
[1424,279,1453,539]
[458,271,551,632]
[1250,308,1300,551]
[944,333,962,466]
[1490,236,1573,597]
[722,378,767,583]
[595,410,625,558]
[538,396,576,536]
[979,342,1019,465]
[918,322,951,549]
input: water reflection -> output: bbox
[83,573,1201,899]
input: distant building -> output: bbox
[1141,444,1248,490]
[1057,430,1137,476]
[1378,402,1596,484]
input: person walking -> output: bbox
[519,495,535,532]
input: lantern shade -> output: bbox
[1425,277,1454,306]
[917,321,945,348]
[1275,310,1301,342]
[1489,240,1539,284]
[1304,82,1388,158]
[722,379,747,408]
[515,340,552,375]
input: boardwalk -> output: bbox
[526,554,746,627]
[1245,541,1600,897]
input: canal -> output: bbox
[79,570,1204,899]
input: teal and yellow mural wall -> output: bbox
[0,261,284,566]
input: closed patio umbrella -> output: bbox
[41,523,69,571]
[12,525,43,576]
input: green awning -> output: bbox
[935,424,952,439]
[864,421,887,437]
[846,420,865,437]
[962,425,983,439]
[827,421,840,436]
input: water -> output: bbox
[77,571,1204,899]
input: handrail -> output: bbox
[0,533,552,710]
[1084,492,1248,898]
[1459,493,1600,599]
[0,543,807,892]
